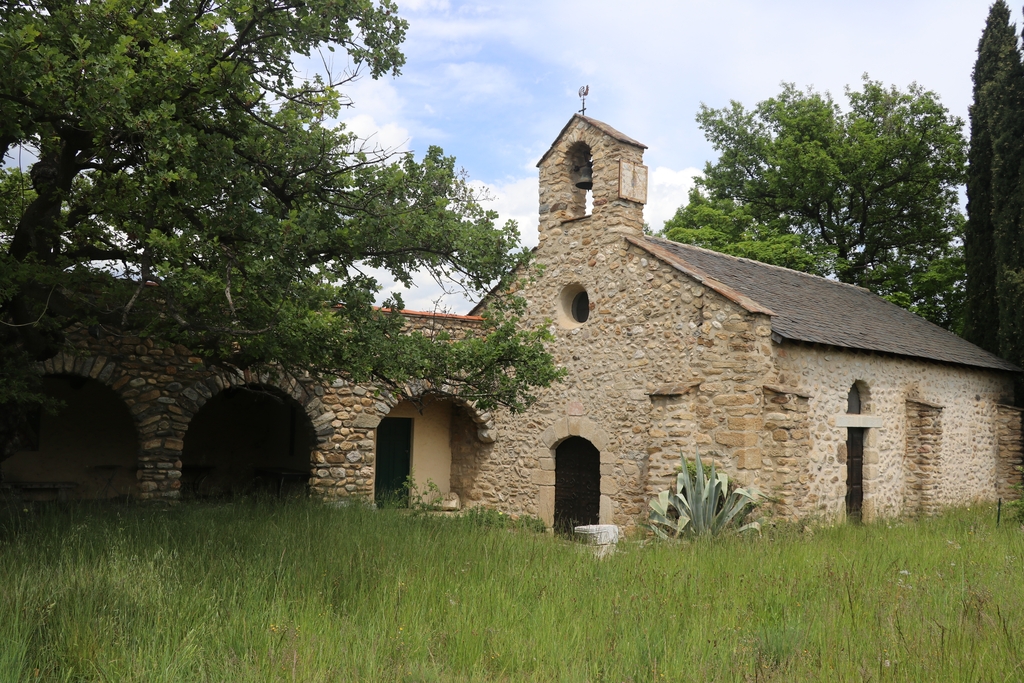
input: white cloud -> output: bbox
[340,76,405,120]
[341,113,412,153]
[645,166,701,233]
[471,176,539,248]
[440,62,522,103]
[362,176,538,315]
[363,263,477,314]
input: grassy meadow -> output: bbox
[1,498,1022,682]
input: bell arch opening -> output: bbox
[180,384,315,497]
[1,375,138,500]
[566,141,594,218]
[554,436,600,532]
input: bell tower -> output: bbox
[536,115,648,240]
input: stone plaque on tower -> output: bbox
[618,159,648,204]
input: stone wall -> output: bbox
[31,325,342,500]
[449,404,494,503]
[995,404,1023,500]
[21,309,496,502]
[256,309,496,500]
[472,214,775,527]
[772,342,1014,519]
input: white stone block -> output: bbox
[834,414,883,428]
[573,524,620,545]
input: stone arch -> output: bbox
[179,380,319,496]
[553,436,601,531]
[851,380,872,414]
[538,417,612,527]
[177,369,336,493]
[36,350,179,498]
[563,140,594,218]
[833,379,882,521]
[179,369,336,448]
[4,368,139,499]
[845,382,865,518]
[540,416,610,451]
[35,350,339,500]
[363,385,496,444]
[307,382,497,501]
[365,388,498,507]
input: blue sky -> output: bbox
[5,1,1007,313]
[331,0,1014,313]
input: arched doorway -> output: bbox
[1,375,138,500]
[554,436,600,531]
[846,384,865,517]
[374,396,457,506]
[180,385,315,497]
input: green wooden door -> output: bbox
[374,417,412,505]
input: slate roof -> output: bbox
[633,236,1019,373]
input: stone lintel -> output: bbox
[835,414,883,428]
[907,398,945,410]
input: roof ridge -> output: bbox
[642,236,873,294]
[641,236,1017,372]
[536,114,647,168]
[646,237,1000,343]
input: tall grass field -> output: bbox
[1,499,1022,682]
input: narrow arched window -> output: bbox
[847,384,861,415]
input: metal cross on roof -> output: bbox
[578,85,589,116]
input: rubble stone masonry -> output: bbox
[772,343,1014,519]
[21,116,1023,522]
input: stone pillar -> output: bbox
[308,381,380,499]
[995,404,1023,500]
[904,399,944,516]
[760,388,811,517]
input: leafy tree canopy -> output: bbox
[664,78,968,331]
[662,187,819,274]
[0,0,561,452]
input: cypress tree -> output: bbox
[965,1,1017,354]
[991,11,1024,397]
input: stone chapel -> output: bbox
[4,115,1021,526]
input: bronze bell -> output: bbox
[575,161,593,190]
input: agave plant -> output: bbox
[648,449,760,538]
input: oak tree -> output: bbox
[666,78,967,331]
[0,0,560,455]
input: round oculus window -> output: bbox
[557,283,591,328]
[571,291,590,323]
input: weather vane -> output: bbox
[578,85,589,116]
